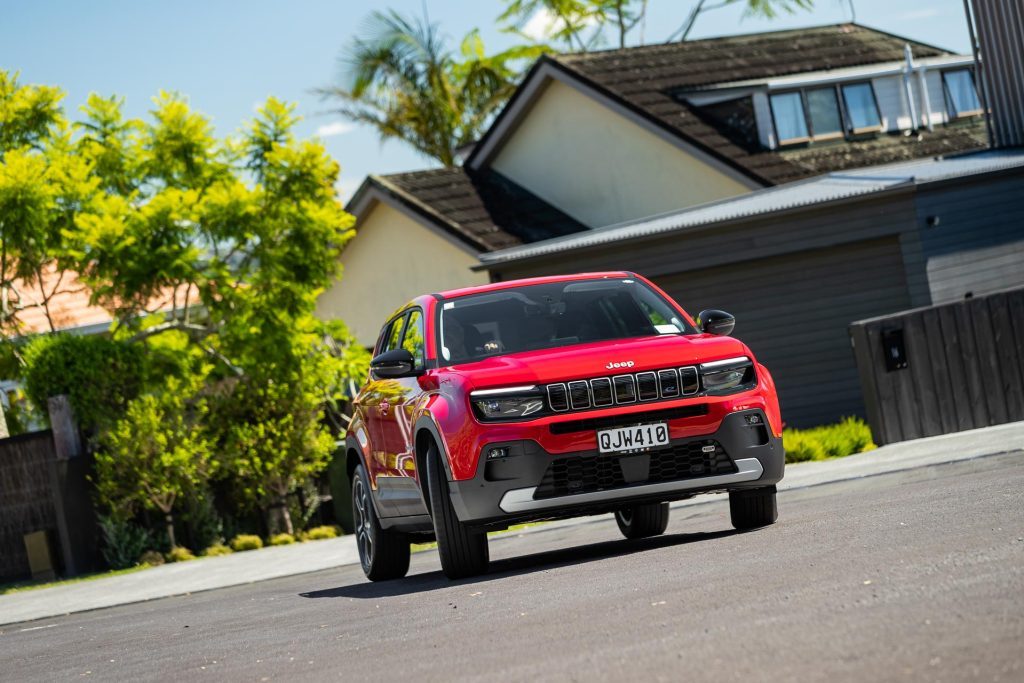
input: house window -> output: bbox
[769,92,809,143]
[943,69,982,118]
[805,87,844,139]
[840,82,882,133]
[769,81,882,146]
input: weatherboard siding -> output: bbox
[657,237,911,428]
[914,172,1024,304]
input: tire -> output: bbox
[614,502,670,539]
[328,449,354,534]
[729,485,778,530]
[426,440,489,579]
[352,464,410,581]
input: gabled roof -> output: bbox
[347,167,587,253]
[467,23,988,185]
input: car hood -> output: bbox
[446,334,750,389]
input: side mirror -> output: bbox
[370,349,419,379]
[696,309,736,336]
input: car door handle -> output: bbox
[380,399,390,416]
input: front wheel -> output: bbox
[615,502,670,539]
[729,486,778,530]
[352,464,410,581]
[426,440,489,580]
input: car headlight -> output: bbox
[470,386,546,421]
[700,357,756,395]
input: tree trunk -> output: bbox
[165,513,176,549]
[267,495,294,536]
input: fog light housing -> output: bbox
[487,447,510,460]
[745,413,762,425]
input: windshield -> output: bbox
[438,278,694,364]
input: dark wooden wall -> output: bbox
[850,286,1024,445]
[0,431,58,581]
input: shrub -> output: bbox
[138,550,165,566]
[98,516,152,570]
[202,543,233,557]
[165,546,196,563]
[230,534,263,552]
[783,417,875,463]
[303,525,340,541]
[182,491,224,554]
[269,533,296,546]
[782,429,825,463]
[21,334,146,432]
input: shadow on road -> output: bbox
[300,528,738,600]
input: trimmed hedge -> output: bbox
[783,417,875,463]
[230,534,263,551]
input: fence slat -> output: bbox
[955,302,993,429]
[937,304,976,432]
[905,311,942,438]
[989,292,1024,420]
[968,297,1008,426]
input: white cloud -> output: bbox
[521,7,598,42]
[317,121,356,138]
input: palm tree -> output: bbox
[320,11,545,167]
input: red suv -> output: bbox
[346,272,784,581]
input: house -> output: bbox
[477,150,1024,427]
[319,23,990,347]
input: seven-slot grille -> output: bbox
[547,366,699,413]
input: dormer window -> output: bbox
[840,83,882,133]
[770,81,882,146]
[769,92,809,143]
[942,69,982,118]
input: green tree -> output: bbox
[0,71,96,337]
[94,377,212,548]
[2,69,368,541]
[498,0,816,50]
[211,363,336,536]
[320,10,546,166]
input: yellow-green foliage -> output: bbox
[303,525,340,541]
[230,534,263,551]
[783,417,876,463]
[269,533,296,546]
[202,543,233,557]
[138,550,165,566]
[165,546,196,563]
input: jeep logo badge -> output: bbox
[606,361,635,369]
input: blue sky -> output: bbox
[2,0,972,200]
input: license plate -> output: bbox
[597,422,669,454]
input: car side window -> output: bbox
[401,309,425,370]
[378,315,405,355]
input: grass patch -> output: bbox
[783,416,876,463]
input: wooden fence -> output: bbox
[849,286,1024,445]
[0,431,59,581]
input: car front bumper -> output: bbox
[447,408,784,527]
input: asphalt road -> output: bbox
[3,453,1023,683]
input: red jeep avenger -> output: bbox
[346,272,784,581]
